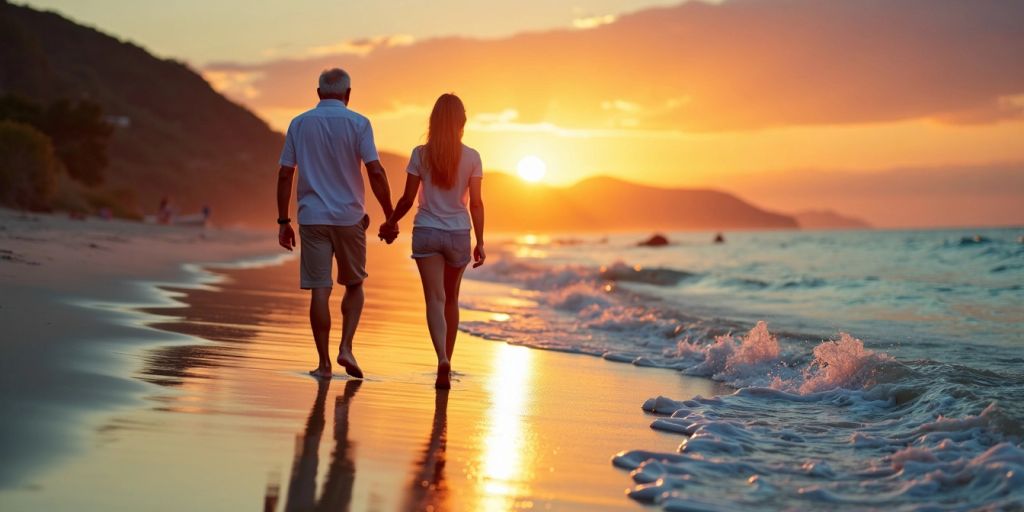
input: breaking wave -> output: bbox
[460,235,1024,510]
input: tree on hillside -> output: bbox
[0,94,111,185]
[0,120,61,210]
[42,99,112,185]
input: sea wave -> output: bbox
[461,241,1024,510]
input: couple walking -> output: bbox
[276,68,485,389]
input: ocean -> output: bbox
[459,228,1024,510]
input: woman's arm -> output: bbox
[468,176,485,267]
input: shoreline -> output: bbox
[0,212,724,510]
[0,209,284,489]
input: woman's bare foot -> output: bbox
[308,367,332,379]
[435,360,451,389]
[336,352,364,379]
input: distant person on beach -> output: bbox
[380,93,486,389]
[276,68,394,380]
[158,196,172,224]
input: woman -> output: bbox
[381,93,485,389]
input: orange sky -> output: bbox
[25,0,1024,227]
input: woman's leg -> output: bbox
[415,255,451,388]
[443,264,467,361]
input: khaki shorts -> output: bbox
[299,217,368,289]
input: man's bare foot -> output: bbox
[336,352,364,379]
[308,367,332,379]
[435,361,451,389]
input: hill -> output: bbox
[470,174,797,232]
[365,166,797,232]
[1,2,796,231]
[793,209,871,230]
[1,1,280,221]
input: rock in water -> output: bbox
[638,234,669,247]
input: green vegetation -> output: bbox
[0,94,112,186]
[0,120,61,210]
[0,94,116,212]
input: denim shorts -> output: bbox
[411,227,471,267]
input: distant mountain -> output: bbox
[0,2,795,231]
[362,170,797,232]
[793,209,871,230]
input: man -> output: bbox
[277,68,395,379]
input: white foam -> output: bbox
[796,333,891,394]
[462,242,1024,510]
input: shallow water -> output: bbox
[461,228,1024,510]
[0,243,722,511]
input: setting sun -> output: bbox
[516,155,547,183]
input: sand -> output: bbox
[0,209,721,511]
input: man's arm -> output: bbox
[277,165,296,251]
[365,160,393,219]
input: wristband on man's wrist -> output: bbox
[277,217,291,225]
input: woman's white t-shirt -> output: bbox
[406,144,482,231]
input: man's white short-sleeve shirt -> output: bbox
[280,99,379,226]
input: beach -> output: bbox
[0,209,722,511]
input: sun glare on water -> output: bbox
[516,156,547,183]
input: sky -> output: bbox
[21,0,1024,227]
[20,0,685,63]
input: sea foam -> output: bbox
[461,236,1024,510]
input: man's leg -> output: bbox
[331,221,369,378]
[309,287,332,378]
[336,281,364,378]
[300,225,336,379]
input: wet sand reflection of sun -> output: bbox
[475,343,535,510]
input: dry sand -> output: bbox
[0,209,722,511]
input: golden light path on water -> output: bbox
[475,342,535,510]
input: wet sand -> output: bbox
[0,216,722,511]
[0,209,278,489]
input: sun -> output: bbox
[516,156,547,183]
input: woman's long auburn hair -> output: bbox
[423,93,466,190]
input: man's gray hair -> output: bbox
[319,68,351,95]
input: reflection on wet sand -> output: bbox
[138,277,274,387]
[0,249,722,511]
[476,343,535,510]
[403,390,450,511]
[276,379,362,512]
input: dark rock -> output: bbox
[638,234,669,247]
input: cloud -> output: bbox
[572,14,617,30]
[204,0,1024,132]
[304,35,414,57]
[202,69,264,101]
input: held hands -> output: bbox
[378,221,399,244]
[473,243,486,268]
[279,223,296,251]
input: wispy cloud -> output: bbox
[204,0,1024,132]
[305,35,415,57]
[572,14,617,30]
[203,69,265,100]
